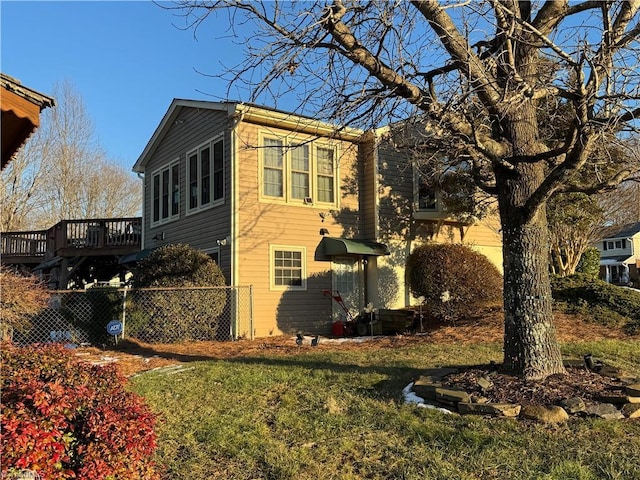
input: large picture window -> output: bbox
[152,161,179,225]
[188,137,224,213]
[262,136,337,205]
[271,246,306,290]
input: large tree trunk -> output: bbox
[495,110,566,380]
[499,199,565,379]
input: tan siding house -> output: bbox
[369,131,503,309]
[134,99,504,338]
[134,100,377,338]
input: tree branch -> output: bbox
[411,0,503,109]
[320,1,431,109]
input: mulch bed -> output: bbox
[441,364,629,407]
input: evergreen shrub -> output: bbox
[407,243,503,323]
[576,247,601,279]
[130,244,227,341]
[551,274,640,334]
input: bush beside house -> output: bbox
[407,243,503,323]
[551,274,640,335]
[576,246,601,279]
[128,244,227,342]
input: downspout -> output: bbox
[230,106,245,288]
[368,131,381,310]
[230,106,247,338]
[137,172,145,249]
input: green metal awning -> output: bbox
[321,237,390,257]
[118,248,155,264]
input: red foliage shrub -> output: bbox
[1,343,160,479]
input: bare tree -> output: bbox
[172,1,640,379]
[547,192,604,277]
[0,137,48,231]
[599,181,640,226]
[0,80,141,231]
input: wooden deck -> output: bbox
[1,217,142,267]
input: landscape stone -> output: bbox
[412,382,440,401]
[621,403,640,418]
[520,405,569,424]
[559,397,586,414]
[595,364,621,377]
[457,402,521,417]
[563,359,586,368]
[598,395,636,404]
[625,384,640,396]
[408,365,633,423]
[421,368,458,380]
[413,375,442,387]
[435,387,471,404]
[618,377,638,385]
[584,403,625,419]
[477,377,493,391]
[471,395,490,404]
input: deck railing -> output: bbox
[1,217,142,260]
[53,218,142,250]
[0,230,47,257]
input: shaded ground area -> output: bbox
[77,310,635,378]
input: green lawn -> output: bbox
[131,340,640,480]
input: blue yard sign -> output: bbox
[106,320,123,336]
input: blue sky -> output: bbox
[1,0,249,170]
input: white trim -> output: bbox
[232,118,241,287]
[600,257,633,266]
[202,246,221,265]
[269,245,307,291]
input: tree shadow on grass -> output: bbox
[118,339,425,402]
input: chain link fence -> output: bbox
[4,286,253,346]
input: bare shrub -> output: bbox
[0,266,50,340]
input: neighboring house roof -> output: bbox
[600,256,634,265]
[601,222,640,240]
[132,99,365,173]
[1,73,55,169]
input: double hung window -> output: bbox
[271,246,306,290]
[188,137,224,213]
[152,161,179,225]
[604,239,627,250]
[262,136,336,205]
